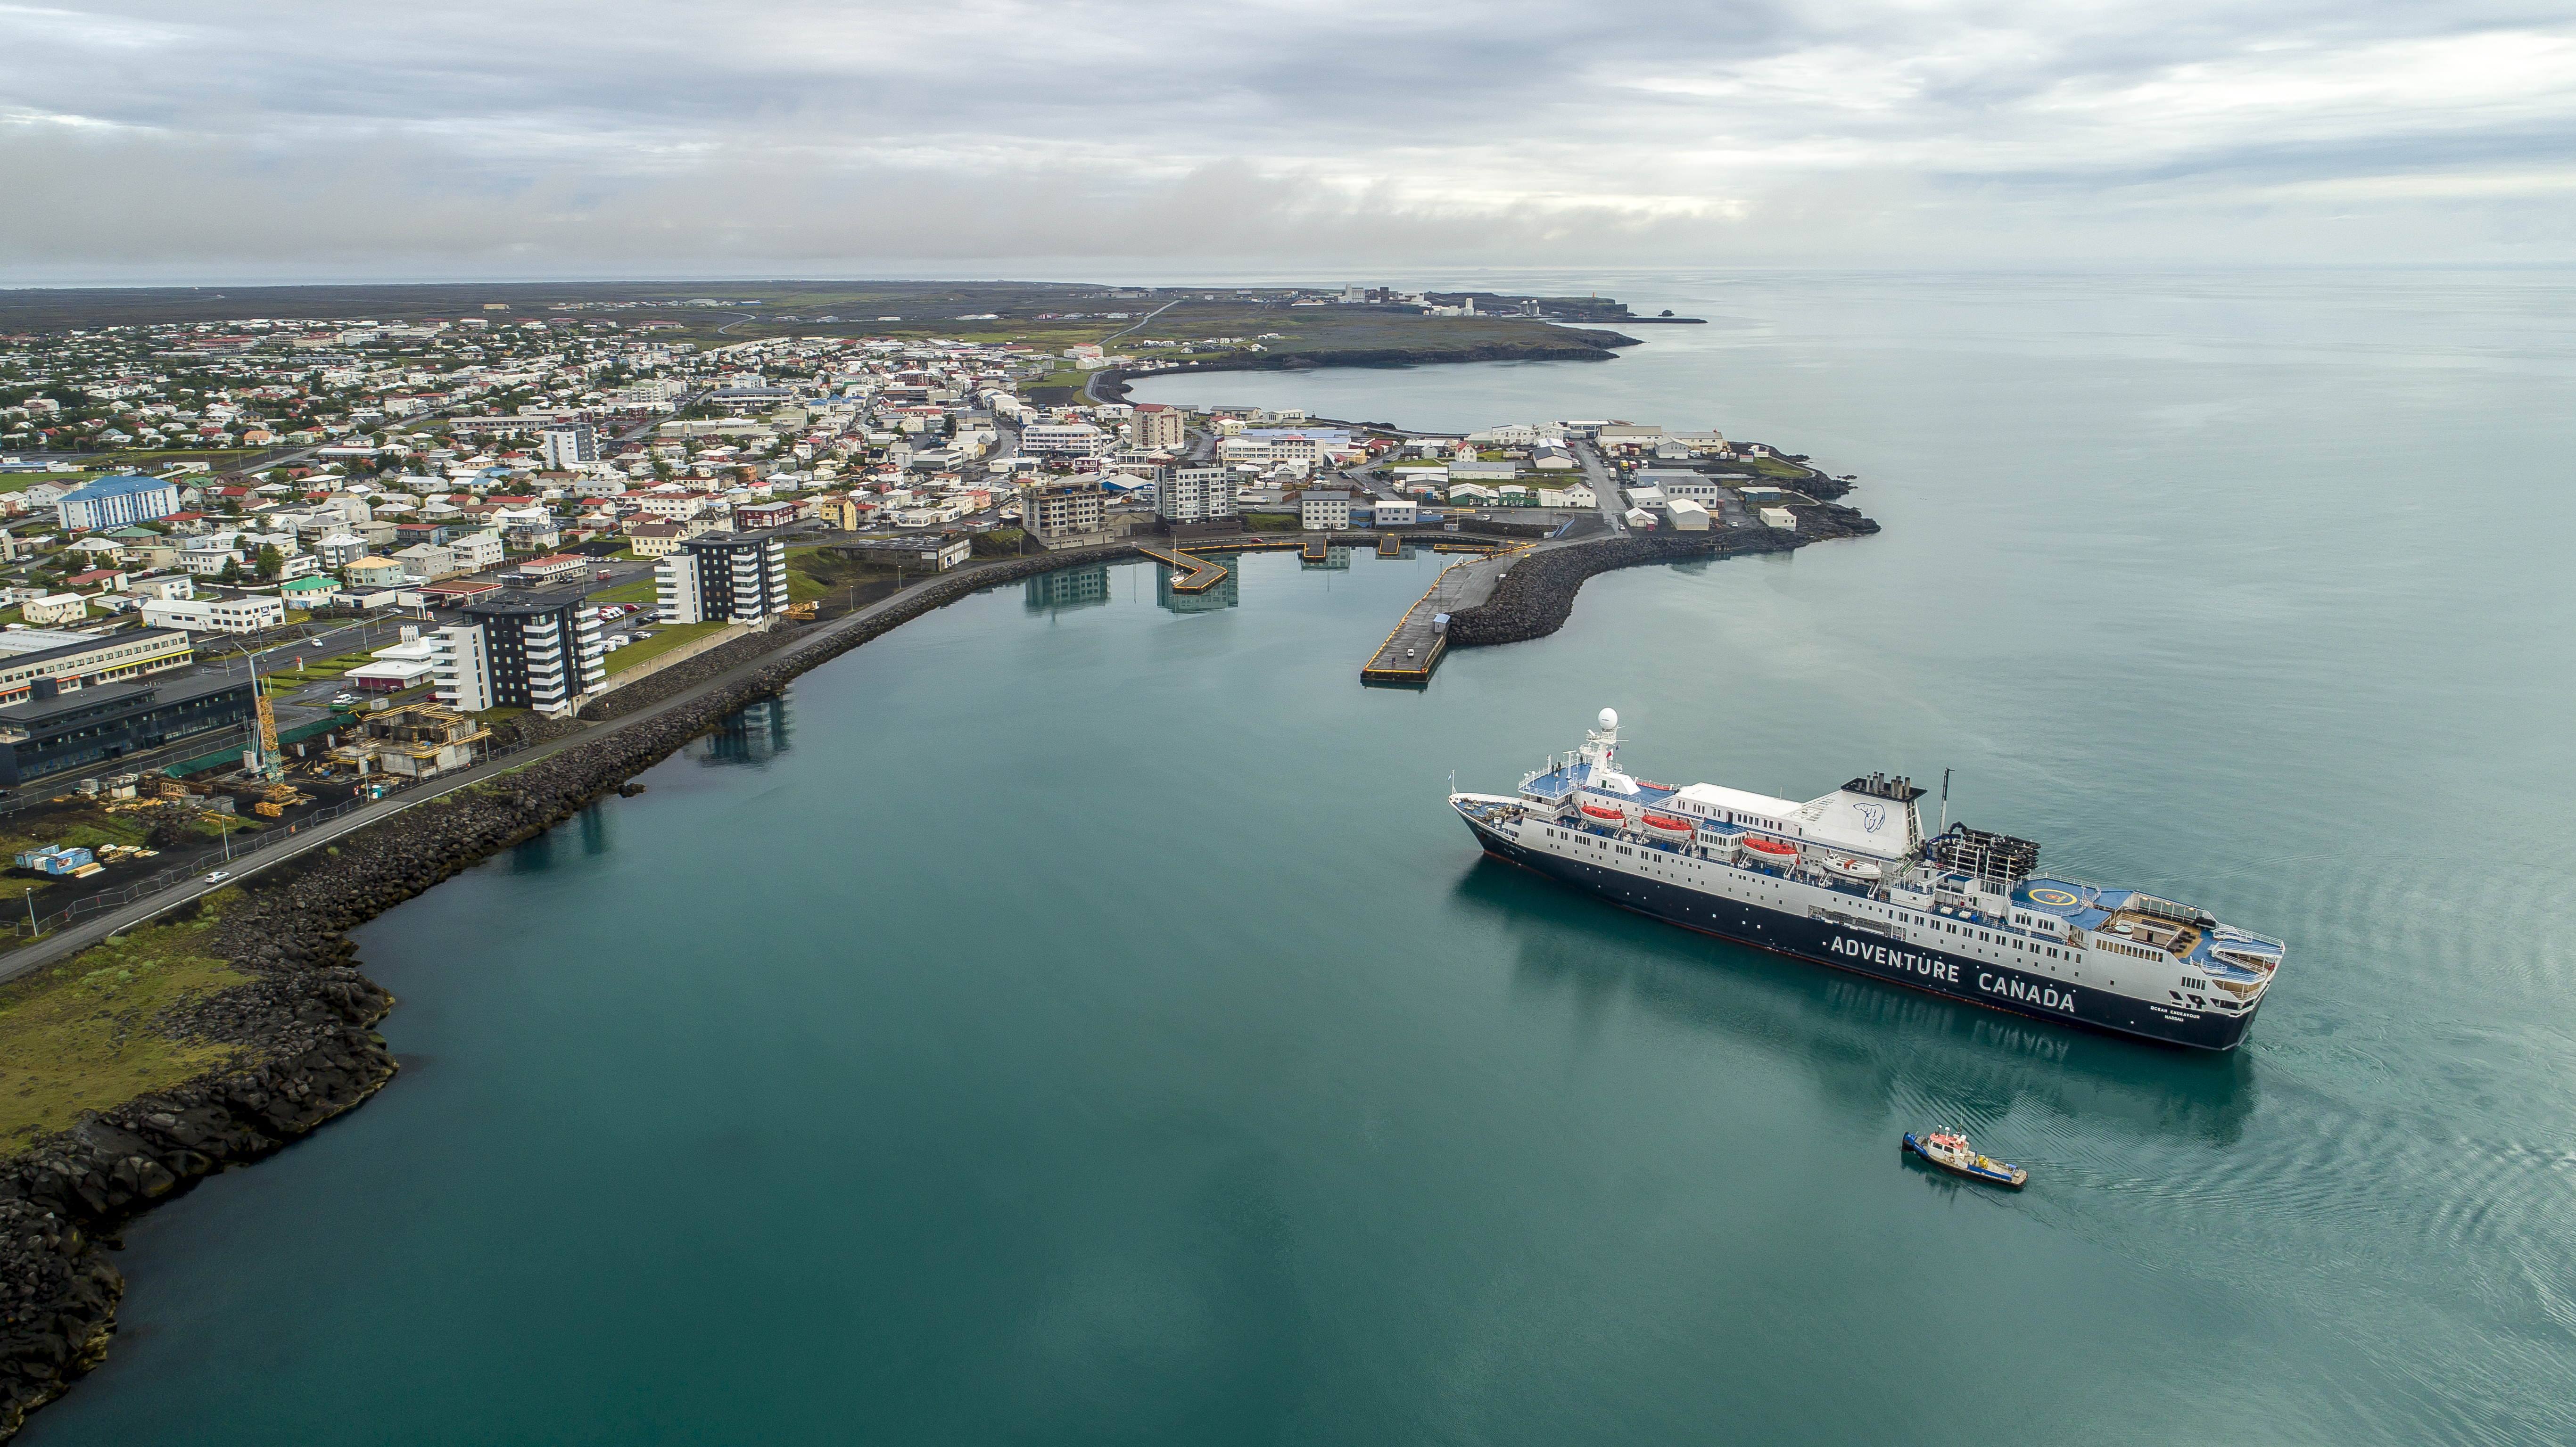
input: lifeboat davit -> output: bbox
[1640,812,1695,842]
[1822,855,1882,882]
[1742,836,1800,866]
[1579,803,1627,825]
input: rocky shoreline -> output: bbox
[0,509,1886,1436]
[0,544,1145,1439]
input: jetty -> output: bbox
[1137,544,1228,593]
[1360,545,1528,686]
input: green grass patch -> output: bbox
[1243,512,1299,531]
[603,619,732,673]
[589,577,657,606]
[0,897,258,1144]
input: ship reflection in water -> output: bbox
[688,691,794,769]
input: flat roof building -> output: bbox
[0,671,255,786]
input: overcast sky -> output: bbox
[4,0,2573,281]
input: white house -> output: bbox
[19,594,88,626]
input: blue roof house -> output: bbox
[57,474,182,532]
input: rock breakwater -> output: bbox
[1444,507,1878,649]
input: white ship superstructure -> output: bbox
[1449,709,2285,1050]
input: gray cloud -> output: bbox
[3,0,2572,280]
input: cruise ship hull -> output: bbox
[1460,812,2255,1051]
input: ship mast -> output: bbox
[1580,707,1619,772]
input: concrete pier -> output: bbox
[1360,546,1527,686]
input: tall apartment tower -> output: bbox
[1157,467,1236,524]
[1015,478,1108,543]
[539,422,597,469]
[1130,405,1187,450]
[430,592,607,715]
[656,530,791,625]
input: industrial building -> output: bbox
[0,672,256,787]
[0,626,195,706]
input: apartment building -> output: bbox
[431,592,608,715]
[1299,490,1353,531]
[57,474,182,532]
[655,530,791,624]
[1157,467,1235,524]
[1131,405,1187,450]
[1016,477,1107,543]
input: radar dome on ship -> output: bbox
[1598,707,1618,730]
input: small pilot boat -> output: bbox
[1903,1130,2029,1189]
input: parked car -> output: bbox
[329,692,360,707]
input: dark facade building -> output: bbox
[655,530,790,625]
[0,673,257,786]
[430,591,606,714]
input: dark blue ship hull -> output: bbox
[1461,813,2254,1051]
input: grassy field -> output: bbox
[591,577,658,606]
[604,619,732,673]
[0,897,256,1145]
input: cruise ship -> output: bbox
[1450,710,2285,1050]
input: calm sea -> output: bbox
[28,271,2576,1446]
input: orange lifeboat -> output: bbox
[1640,812,1695,843]
[1579,803,1627,825]
[1742,835,1800,866]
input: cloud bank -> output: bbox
[4,0,2573,280]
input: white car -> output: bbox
[204,871,231,885]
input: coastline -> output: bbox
[0,504,1877,1439]
[1078,329,1638,404]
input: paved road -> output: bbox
[0,543,1132,985]
[1576,440,1627,533]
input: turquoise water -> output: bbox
[31,272,2576,1445]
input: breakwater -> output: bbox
[1082,334,1637,404]
[0,543,1145,1438]
[1444,507,1879,648]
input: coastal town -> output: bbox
[0,291,1879,1439]
[0,298,1858,804]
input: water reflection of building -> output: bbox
[1024,563,1113,614]
[1156,564,1239,614]
[688,690,794,768]
[1300,546,1353,570]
